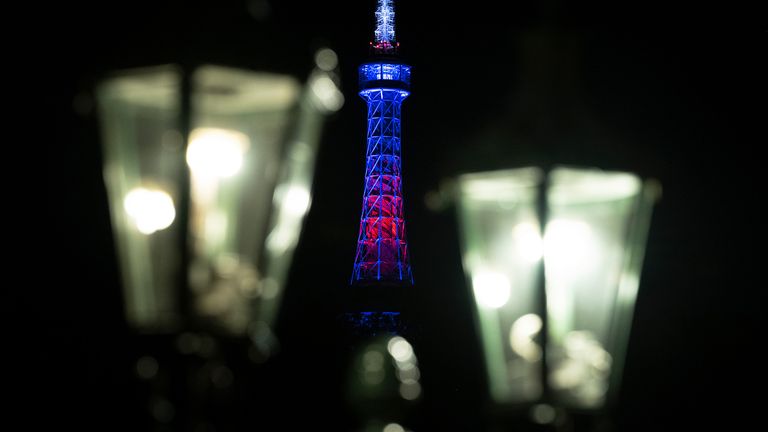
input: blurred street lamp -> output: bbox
[96,59,342,343]
[455,166,659,420]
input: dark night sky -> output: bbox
[51,1,764,430]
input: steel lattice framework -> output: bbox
[351,0,413,286]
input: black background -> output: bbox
[51,1,764,430]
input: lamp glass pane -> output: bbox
[456,168,544,404]
[545,167,652,409]
[188,66,301,332]
[97,66,183,331]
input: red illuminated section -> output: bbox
[370,40,400,54]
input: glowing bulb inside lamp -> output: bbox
[186,128,249,178]
[544,219,596,276]
[282,185,311,216]
[513,222,544,262]
[472,271,512,309]
[123,187,176,235]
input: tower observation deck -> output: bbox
[351,0,413,287]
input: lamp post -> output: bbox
[95,58,343,429]
[455,166,659,427]
[97,59,342,341]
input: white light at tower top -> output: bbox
[374,0,396,45]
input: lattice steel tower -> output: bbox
[351,0,413,286]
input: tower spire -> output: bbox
[372,0,398,54]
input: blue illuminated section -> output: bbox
[351,60,413,286]
[359,63,411,88]
[340,312,404,335]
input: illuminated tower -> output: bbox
[351,0,413,287]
